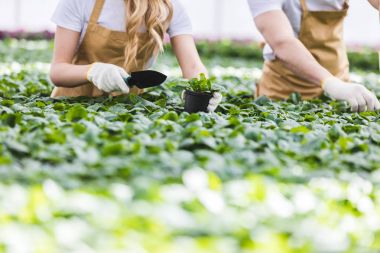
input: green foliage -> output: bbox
[187,73,214,92]
[166,40,380,73]
[348,49,380,73]
[66,104,88,122]
[0,40,380,252]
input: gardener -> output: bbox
[49,0,221,112]
[247,0,380,112]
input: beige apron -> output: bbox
[257,0,350,100]
[51,0,143,98]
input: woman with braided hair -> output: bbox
[49,0,221,111]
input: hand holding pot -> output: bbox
[87,62,130,94]
[182,91,223,113]
[207,92,223,112]
[323,77,380,112]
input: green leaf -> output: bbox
[66,104,88,122]
[5,140,29,154]
[161,111,179,122]
[102,142,126,156]
[186,73,216,92]
[290,126,310,134]
[1,113,22,127]
[53,102,66,111]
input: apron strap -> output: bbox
[89,0,106,24]
[300,0,308,13]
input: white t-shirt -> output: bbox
[51,0,193,44]
[247,0,346,60]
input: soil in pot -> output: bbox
[184,90,213,113]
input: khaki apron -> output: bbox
[51,0,143,98]
[257,0,350,100]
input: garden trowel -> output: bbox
[124,70,167,89]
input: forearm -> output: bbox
[50,63,91,87]
[368,0,379,9]
[255,11,333,86]
[181,62,208,79]
[273,38,333,86]
[170,35,208,80]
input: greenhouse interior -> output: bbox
[0,0,380,252]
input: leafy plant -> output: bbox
[0,39,380,253]
[187,73,216,93]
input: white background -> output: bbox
[0,0,379,47]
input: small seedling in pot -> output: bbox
[182,73,222,113]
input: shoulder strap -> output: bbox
[89,0,105,24]
[300,0,308,13]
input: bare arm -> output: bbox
[170,35,208,79]
[254,10,333,86]
[368,0,379,9]
[50,26,91,87]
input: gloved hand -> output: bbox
[207,92,223,112]
[322,77,380,112]
[87,62,130,94]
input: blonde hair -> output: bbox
[124,0,173,73]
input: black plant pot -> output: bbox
[184,90,213,113]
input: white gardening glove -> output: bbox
[207,92,223,112]
[322,77,380,112]
[87,62,130,94]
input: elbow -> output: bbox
[270,37,299,59]
[49,65,64,87]
[49,71,58,87]
[49,73,61,87]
